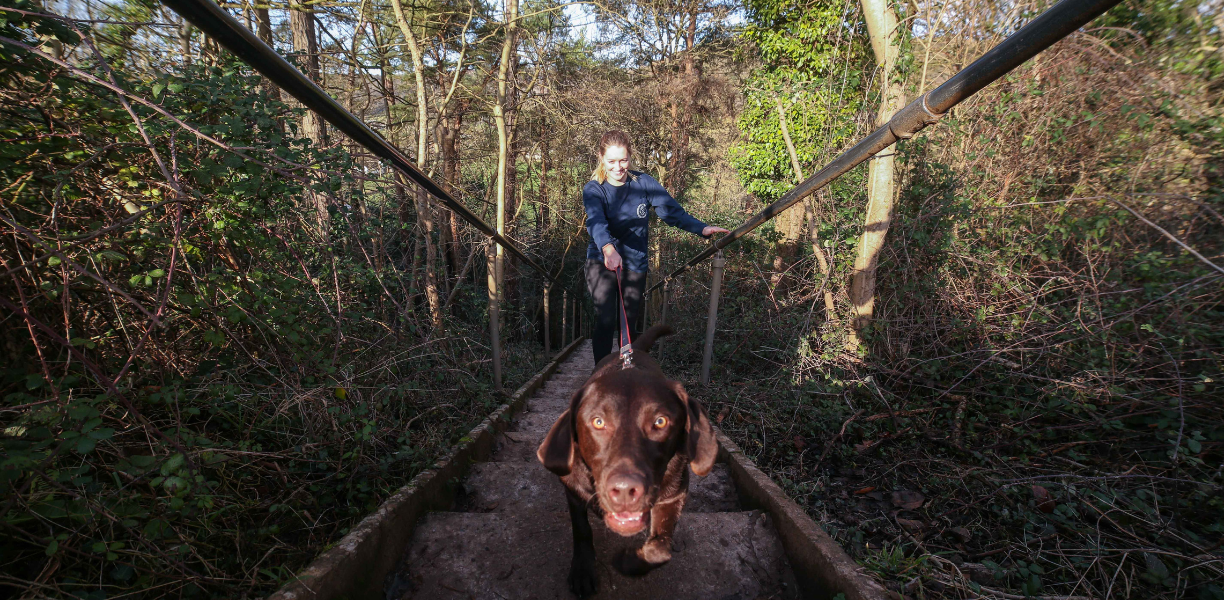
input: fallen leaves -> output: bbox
[949,526,972,542]
[1032,485,1055,513]
[891,490,925,510]
[896,518,924,534]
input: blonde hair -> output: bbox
[591,130,633,184]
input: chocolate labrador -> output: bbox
[536,324,718,597]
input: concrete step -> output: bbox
[386,510,798,600]
[456,462,741,514]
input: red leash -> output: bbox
[615,266,634,369]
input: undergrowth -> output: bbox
[657,21,1224,600]
[0,9,555,597]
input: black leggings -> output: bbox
[585,259,646,364]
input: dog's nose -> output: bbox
[606,473,645,510]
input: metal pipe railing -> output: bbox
[647,0,1123,294]
[161,0,558,286]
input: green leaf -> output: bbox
[149,269,165,278]
[45,540,58,556]
[143,519,169,539]
[76,438,97,454]
[163,476,187,494]
[161,453,185,475]
[1186,438,1201,453]
[88,428,115,440]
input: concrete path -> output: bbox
[386,342,799,599]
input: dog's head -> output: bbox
[536,369,718,536]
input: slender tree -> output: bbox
[290,0,330,235]
[390,0,446,335]
[849,0,904,346]
[493,0,520,325]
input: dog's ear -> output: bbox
[670,381,718,476]
[537,386,583,476]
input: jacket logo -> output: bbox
[636,203,648,218]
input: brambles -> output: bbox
[0,11,551,597]
[654,1,1223,598]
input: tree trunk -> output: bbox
[374,28,401,271]
[178,18,192,66]
[448,119,466,293]
[254,2,280,101]
[664,10,699,197]
[849,0,905,348]
[437,96,465,278]
[290,0,329,235]
[390,0,444,336]
[771,97,806,291]
[503,48,520,310]
[539,136,550,235]
[290,2,326,146]
[493,0,520,338]
[808,198,835,319]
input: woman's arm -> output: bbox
[644,175,727,237]
[583,182,622,270]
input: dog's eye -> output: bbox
[653,416,668,429]
[592,417,605,430]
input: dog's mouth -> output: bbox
[604,511,646,536]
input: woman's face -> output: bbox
[601,145,630,184]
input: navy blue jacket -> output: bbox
[584,172,708,272]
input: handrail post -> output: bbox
[487,244,502,392]
[657,280,669,359]
[700,252,726,385]
[643,280,651,330]
[562,290,569,346]
[543,283,551,355]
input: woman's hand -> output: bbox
[602,244,622,271]
[702,225,730,237]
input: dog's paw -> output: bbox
[613,547,668,577]
[567,554,598,597]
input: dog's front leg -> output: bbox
[615,494,684,576]
[565,487,598,596]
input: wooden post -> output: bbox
[562,290,569,346]
[643,279,651,330]
[657,281,669,359]
[544,283,551,354]
[487,244,502,392]
[700,252,726,385]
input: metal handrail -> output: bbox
[647,0,1123,294]
[161,0,559,285]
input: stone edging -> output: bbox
[715,429,891,600]
[267,337,587,600]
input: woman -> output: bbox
[583,130,729,363]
